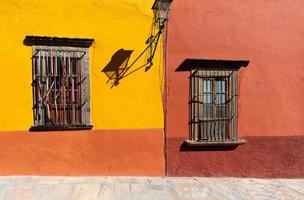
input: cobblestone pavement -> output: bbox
[0,176,303,200]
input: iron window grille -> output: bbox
[31,46,92,130]
[190,69,238,142]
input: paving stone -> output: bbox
[32,184,56,200]
[104,176,136,184]
[147,177,172,185]
[84,177,107,184]
[35,176,64,185]
[134,177,151,184]
[173,184,210,199]
[9,176,38,186]
[170,177,201,185]
[1,185,33,200]
[62,177,90,184]
[0,176,303,200]
[70,183,101,200]
[51,184,75,200]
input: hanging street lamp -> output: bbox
[152,0,173,29]
[145,0,173,70]
[110,0,174,82]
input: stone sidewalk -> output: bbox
[0,176,303,200]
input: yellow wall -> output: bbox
[0,0,164,131]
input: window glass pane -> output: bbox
[216,81,221,93]
[215,80,227,118]
[222,94,226,104]
[216,80,226,93]
[203,94,212,104]
[203,105,212,119]
[217,106,227,118]
[215,80,226,104]
[216,94,226,104]
[221,80,226,93]
[204,80,212,93]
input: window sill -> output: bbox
[29,125,93,132]
[184,139,246,146]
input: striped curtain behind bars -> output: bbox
[32,48,86,126]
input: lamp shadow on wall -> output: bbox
[102,49,134,87]
[101,17,160,88]
[101,48,152,88]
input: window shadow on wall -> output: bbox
[102,49,134,87]
[180,142,238,151]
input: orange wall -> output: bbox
[0,0,166,176]
[167,0,304,137]
[0,129,164,176]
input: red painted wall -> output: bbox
[166,0,304,177]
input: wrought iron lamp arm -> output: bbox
[118,28,163,80]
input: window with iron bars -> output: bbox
[31,46,92,130]
[190,69,238,142]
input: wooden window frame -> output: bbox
[175,58,249,147]
[30,46,92,131]
[187,69,245,146]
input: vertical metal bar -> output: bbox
[58,50,61,125]
[232,71,236,140]
[68,50,71,124]
[52,50,56,124]
[203,70,211,141]
[60,51,64,125]
[221,78,223,141]
[75,54,78,124]
[77,54,82,124]
[45,50,51,124]
[54,50,58,124]
[222,76,225,141]
[217,78,220,141]
[58,51,62,125]
[216,78,219,141]
[234,71,238,141]
[32,51,37,126]
[67,51,70,124]
[230,72,233,140]
[221,76,224,141]
[198,70,203,140]
[192,71,195,139]
[71,51,76,125]
[63,51,67,124]
[212,77,216,141]
[223,78,226,141]
[193,71,198,140]
[201,71,205,141]
[42,51,46,125]
[190,72,193,139]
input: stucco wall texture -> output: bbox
[0,129,164,176]
[0,0,165,131]
[166,0,304,177]
[0,0,165,176]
